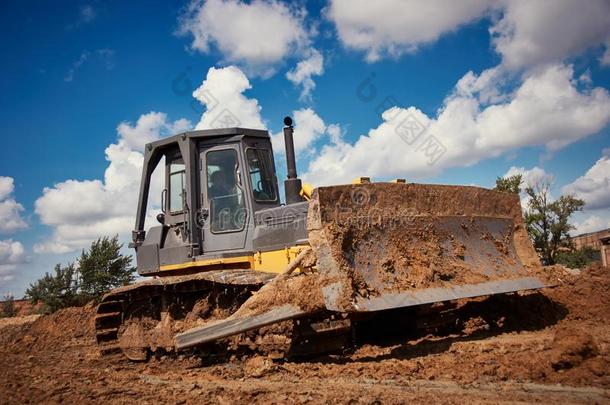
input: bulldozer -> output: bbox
[95,116,548,361]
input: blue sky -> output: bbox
[1,0,610,296]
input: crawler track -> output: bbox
[95,270,274,359]
[95,270,351,361]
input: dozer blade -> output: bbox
[308,183,548,313]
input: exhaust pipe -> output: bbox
[283,116,304,205]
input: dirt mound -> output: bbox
[0,263,608,403]
[0,314,40,329]
[345,263,610,387]
[29,304,94,338]
[0,304,95,353]
[544,263,609,323]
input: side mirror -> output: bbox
[156,213,165,224]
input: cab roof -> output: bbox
[145,127,270,151]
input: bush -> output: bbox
[555,246,598,269]
[25,263,81,313]
[26,235,135,313]
[1,294,17,318]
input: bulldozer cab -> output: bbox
[131,128,281,275]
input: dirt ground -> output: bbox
[0,264,608,404]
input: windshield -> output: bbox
[246,148,276,202]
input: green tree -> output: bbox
[524,180,585,265]
[25,263,80,313]
[495,174,523,194]
[25,235,135,313]
[1,293,17,318]
[78,235,135,300]
[555,246,598,269]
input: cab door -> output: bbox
[199,143,250,254]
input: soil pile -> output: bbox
[0,305,94,349]
[278,263,609,390]
[0,315,39,330]
[0,264,608,403]
[544,263,609,322]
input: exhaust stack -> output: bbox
[283,116,304,204]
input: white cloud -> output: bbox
[189,65,333,157]
[192,66,340,161]
[34,113,190,254]
[286,49,324,102]
[504,166,553,189]
[327,0,610,70]
[0,239,26,282]
[454,66,507,104]
[179,0,310,76]
[193,66,266,130]
[326,0,491,62]
[563,153,610,210]
[0,177,14,201]
[0,176,27,234]
[303,63,610,186]
[572,214,610,236]
[491,0,610,70]
[117,112,191,151]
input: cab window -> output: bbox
[246,149,276,202]
[169,162,185,213]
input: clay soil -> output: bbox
[1,264,609,404]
